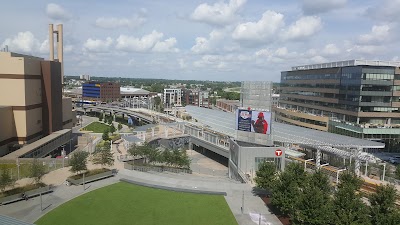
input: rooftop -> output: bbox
[184,106,385,150]
[3,129,71,159]
[120,87,150,95]
[122,135,143,143]
[291,59,400,71]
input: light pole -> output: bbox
[336,168,346,190]
[379,163,386,181]
[304,159,313,171]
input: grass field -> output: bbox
[35,182,237,225]
[81,122,111,133]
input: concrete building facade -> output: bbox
[163,88,182,108]
[0,52,73,156]
[276,60,400,151]
[216,99,239,112]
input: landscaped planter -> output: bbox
[0,185,53,205]
[124,163,192,174]
[67,169,116,185]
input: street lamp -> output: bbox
[378,162,386,181]
[304,159,313,171]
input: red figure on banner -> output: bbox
[251,112,268,134]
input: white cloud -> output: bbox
[83,37,113,52]
[302,0,347,15]
[2,31,39,53]
[322,44,340,55]
[347,45,384,55]
[152,38,179,53]
[191,29,225,54]
[282,16,322,41]
[46,3,71,21]
[191,0,247,26]
[232,10,284,43]
[365,0,400,22]
[116,31,163,52]
[359,25,390,44]
[310,55,327,63]
[115,30,178,53]
[95,15,146,29]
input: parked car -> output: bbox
[389,156,400,164]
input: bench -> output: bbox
[0,186,53,205]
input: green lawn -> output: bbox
[81,122,111,133]
[35,182,237,225]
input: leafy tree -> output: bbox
[29,159,46,184]
[293,170,334,225]
[369,184,400,225]
[118,123,123,130]
[110,124,116,134]
[161,149,173,166]
[92,142,114,168]
[332,172,370,225]
[175,149,190,169]
[254,161,277,191]
[102,130,110,141]
[69,151,89,174]
[98,113,103,121]
[0,169,14,192]
[107,117,113,125]
[271,162,307,218]
[395,165,400,180]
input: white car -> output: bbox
[389,156,400,164]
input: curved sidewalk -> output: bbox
[0,169,282,225]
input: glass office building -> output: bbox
[276,60,400,151]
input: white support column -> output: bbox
[316,148,321,168]
[354,147,362,176]
[151,127,155,138]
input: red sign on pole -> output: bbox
[275,149,283,157]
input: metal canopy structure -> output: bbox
[184,106,384,160]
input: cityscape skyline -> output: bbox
[1,0,399,82]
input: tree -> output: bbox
[369,184,400,225]
[0,169,14,192]
[332,172,370,225]
[107,117,113,125]
[271,162,307,218]
[110,124,116,134]
[254,161,277,191]
[293,170,334,225]
[102,130,110,141]
[69,151,89,174]
[98,113,103,122]
[92,142,114,168]
[118,123,123,130]
[29,159,46,184]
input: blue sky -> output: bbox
[1,0,399,81]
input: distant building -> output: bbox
[120,87,157,108]
[82,82,120,102]
[216,99,240,112]
[183,89,210,107]
[79,74,90,81]
[272,94,280,107]
[163,88,182,108]
[0,52,75,156]
[277,60,400,150]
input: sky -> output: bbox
[0,0,399,82]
